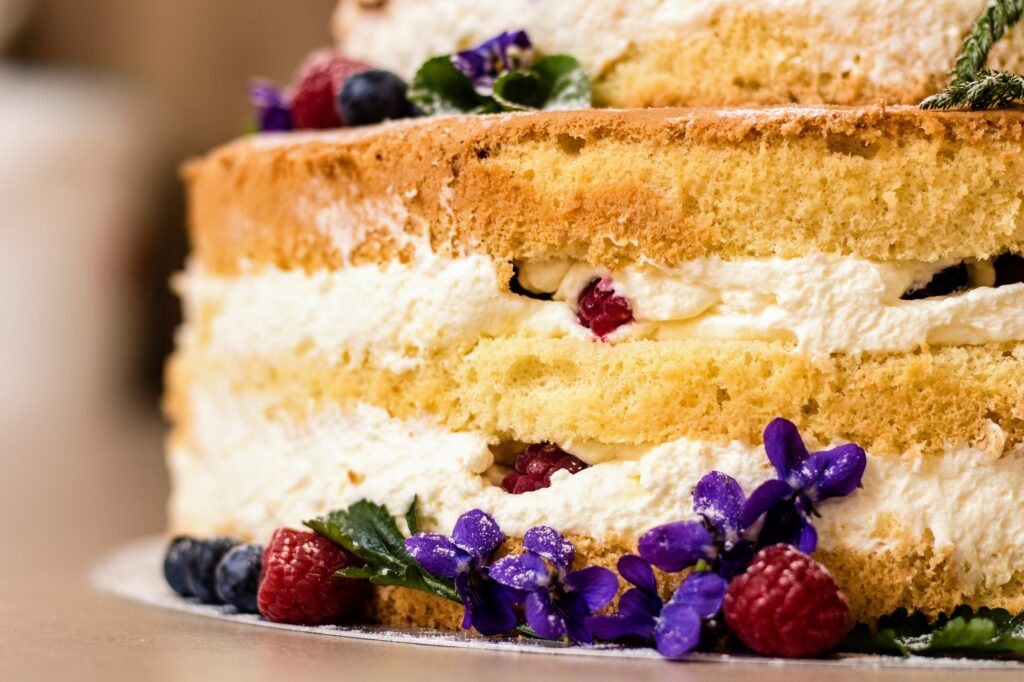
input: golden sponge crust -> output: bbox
[185,106,1024,274]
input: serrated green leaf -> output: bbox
[492,70,548,111]
[533,54,592,110]
[404,497,421,536]
[839,625,910,657]
[409,56,486,116]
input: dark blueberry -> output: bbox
[215,543,264,613]
[163,536,198,597]
[508,263,553,301]
[995,253,1024,287]
[900,263,969,300]
[186,537,240,604]
[338,69,417,126]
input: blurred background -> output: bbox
[0,0,333,558]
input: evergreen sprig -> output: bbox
[921,0,1024,110]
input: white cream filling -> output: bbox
[178,252,1024,370]
[333,0,1018,93]
[170,387,1024,591]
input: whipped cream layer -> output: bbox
[178,252,1024,370]
[170,384,1024,592]
[333,0,1020,92]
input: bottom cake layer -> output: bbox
[167,376,1024,622]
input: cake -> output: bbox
[164,0,1024,657]
[333,0,1024,107]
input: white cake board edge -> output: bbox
[90,535,1023,671]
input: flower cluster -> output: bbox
[451,30,534,95]
[592,418,866,656]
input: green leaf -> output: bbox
[533,54,592,109]
[492,70,549,111]
[404,497,421,536]
[409,56,486,116]
[305,500,460,604]
[840,606,1024,657]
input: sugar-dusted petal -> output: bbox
[523,526,575,571]
[638,521,715,573]
[794,516,818,554]
[405,533,471,579]
[669,571,727,619]
[564,566,619,613]
[693,471,745,540]
[451,509,505,561]
[466,576,518,636]
[653,604,702,659]
[763,418,809,483]
[249,79,293,132]
[740,479,793,530]
[617,554,657,593]
[560,592,595,644]
[489,552,550,592]
[525,590,566,640]
[804,443,867,501]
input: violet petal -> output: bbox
[618,587,664,619]
[755,498,817,553]
[465,576,518,636]
[617,554,658,594]
[653,604,702,659]
[804,443,867,501]
[740,479,793,530]
[669,571,727,619]
[795,517,819,554]
[693,471,745,540]
[454,571,474,630]
[763,417,809,483]
[405,534,471,579]
[489,552,550,592]
[587,607,657,642]
[451,509,505,560]
[560,592,595,644]
[564,565,619,613]
[525,590,565,640]
[523,526,575,571]
[637,520,715,573]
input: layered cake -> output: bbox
[334,0,1024,107]
[164,0,1024,658]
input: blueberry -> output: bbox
[339,69,417,126]
[163,536,198,597]
[995,253,1024,287]
[215,543,264,613]
[900,262,969,300]
[185,537,240,603]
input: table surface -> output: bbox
[2,403,1021,681]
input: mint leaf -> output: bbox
[492,70,549,111]
[840,606,1024,658]
[533,55,592,109]
[409,56,486,116]
[404,496,420,536]
[305,500,459,603]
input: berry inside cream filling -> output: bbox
[178,250,1024,373]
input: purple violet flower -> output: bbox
[637,471,756,579]
[451,30,534,95]
[741,418,867,553]
[249,80,293,132]
[588,555,728,658]
[404,509,517,636]
[489,526,618,643]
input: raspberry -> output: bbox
[723,545,850,658]
[290,50,371,129]
[257,528,364,624]
[577,278,633,338]
[501,443,588,494]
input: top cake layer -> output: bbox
[186,105,1024,274]
[333,0,1024,108]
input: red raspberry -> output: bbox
[290,49,371,129]
[723,545,850,658]
[257,528,364,624]
[501,443,588,494]
[577,278,633,338]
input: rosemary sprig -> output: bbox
[921,0,1024,110]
